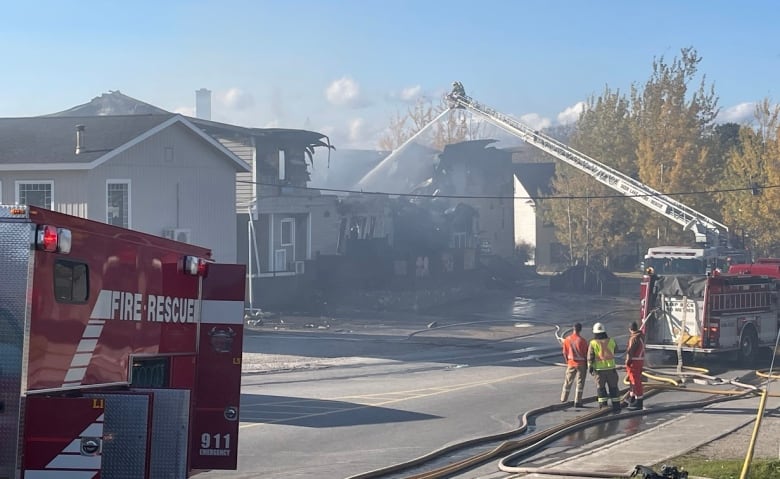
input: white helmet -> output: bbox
[593,322,606,334]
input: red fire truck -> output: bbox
[639,269,780,364]
[727,257,780,277]
[0,205,246,478]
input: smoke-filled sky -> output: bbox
[2,0,779,149]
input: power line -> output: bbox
[237,180,776,201]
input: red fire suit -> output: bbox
[625,329,645,400]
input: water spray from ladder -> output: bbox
[355,108,451,192]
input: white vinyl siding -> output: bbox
[106,180,131,228]
[2,119,242,263]
[94,122,239,262]
[214,136,254,212]
[16,180,53,209]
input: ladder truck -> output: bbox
[445,84,772,363]
[445,81,730,249]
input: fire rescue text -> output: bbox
[91,289,199,323]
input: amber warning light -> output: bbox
[35,225,72,254]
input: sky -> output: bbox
[2,0,779,150]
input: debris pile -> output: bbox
[549,264,620,295]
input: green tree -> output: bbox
[720,99,780,255]
[546,87,638,267]
[710,123,741,163]
[630,47,720,245]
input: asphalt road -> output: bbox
[198,291,644,479]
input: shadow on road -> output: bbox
[239,393,441,427]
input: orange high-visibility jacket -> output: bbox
[562,332,588,367]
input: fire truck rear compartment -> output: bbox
[22,390,190,477]
[0,219,35,479]
[643,273,779,361]
[644,274,707,349]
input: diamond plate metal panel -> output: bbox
[137,388,190,479]
[87,393,150,479]
[0,204,30,218]
[0,221,34,478]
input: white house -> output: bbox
[0,114,250,263]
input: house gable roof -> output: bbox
[513,162,555,197]
[46,91,170,116]
[0,114,250,172]
[189,118,335,167]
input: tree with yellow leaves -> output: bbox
[545,86,639,267]
[377,96,482,151]
[630,47,720,245]
[719,99,780,256]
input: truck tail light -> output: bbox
[184,256,209,276]
[706,319,720,347]
[36,225,72,254]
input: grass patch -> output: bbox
[653,458,780,478]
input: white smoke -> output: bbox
[326,76,367,108]
[557,101,587,125]
[718,102,755,124]
[399,85,422,102]
[216,88,255,111]
[519,112,552,130]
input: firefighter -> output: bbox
[587,322,621,411]
[560,322,588,408]
[624,321,645,410]
[451,81,466,97]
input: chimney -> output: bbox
[195,88,212,120]
[75,125,85,155]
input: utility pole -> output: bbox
[658,164,664,241]
[567,198,574,267]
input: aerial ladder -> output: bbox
[446,81,729,247]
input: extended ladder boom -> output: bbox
[447,82,728,246]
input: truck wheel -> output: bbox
[738,327,758,366]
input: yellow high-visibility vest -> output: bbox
[590,338,616,370]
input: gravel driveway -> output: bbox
[683,405,780,461]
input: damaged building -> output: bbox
[19,88,560,311]
[338,139,517,281]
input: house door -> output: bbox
[279,218,295,271]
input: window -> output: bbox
[54,260,89,303]
[107,180,131,228]
[281,218,294,246]
[16,181,53,209]
[131,357,170,388]
[278,150,286,180]
[452,232,467,249]
[337,217,348,253]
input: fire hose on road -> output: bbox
[346,356,778,479]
